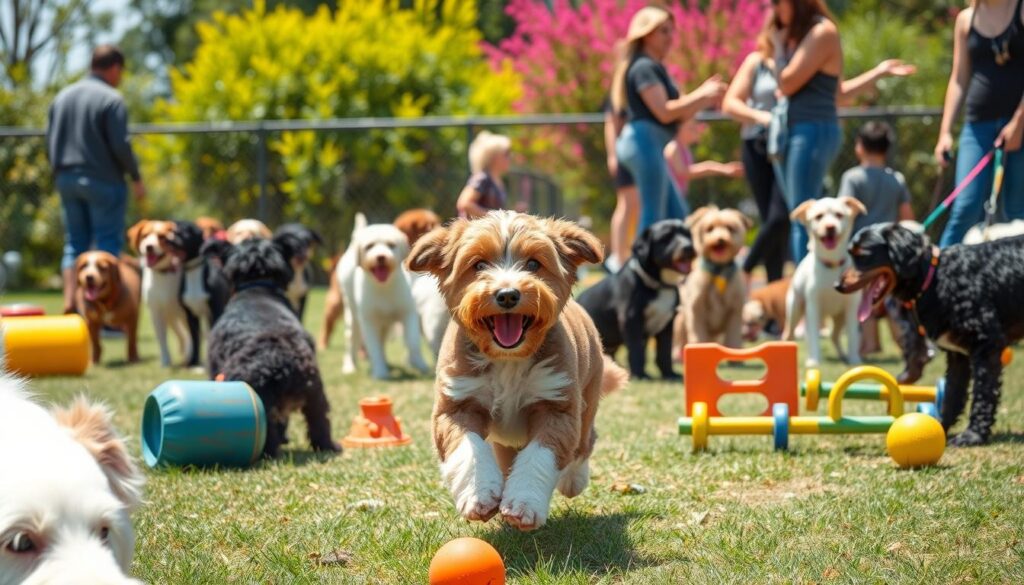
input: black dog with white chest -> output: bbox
[207,238,340,457]
[167,220,230,367]
[837,223,1024,446]
[578,219,696,379]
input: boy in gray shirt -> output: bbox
[838,121,928,383]
[838,121,914,233]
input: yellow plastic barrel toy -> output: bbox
[1,315,90,376]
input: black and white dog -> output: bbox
[273,223,322,322]
[578,219,696,379]
[837,223,1024,446]
[207,238,340,457]
[167,220,230,367]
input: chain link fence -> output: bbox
[0,107,944,288]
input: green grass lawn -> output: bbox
[5,288,1024,583]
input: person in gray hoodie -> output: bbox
[47,45,146,313]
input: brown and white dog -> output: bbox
[128,220,192,368]
[194,216,225,241]
[677,206,751,350]
[74,252,142,364]
[408,211,628,531]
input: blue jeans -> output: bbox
[940,118,1024,247]
[57,172,128,270]
[773,120,842,263]
[617,119,688,232]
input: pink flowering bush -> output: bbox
[487,0,767,223]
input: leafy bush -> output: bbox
[147,0,519,246]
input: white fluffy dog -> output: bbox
[337,213,430,379]
[0,375,144,584]
[784,196,866,367]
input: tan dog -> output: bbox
[742,277,791,342]
[225,219,272,244]
[319,209,442,350]
[74,251,142,364]
[408,211,627,531]
[194,216,224,240]
[676,206,751,351]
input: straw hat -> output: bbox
[626,6,673,43]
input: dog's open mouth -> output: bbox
[83,283,102,302]
[821,233,838,250]
[839,267,895,323]
[370,266,391,283]
[145,250,165,267]
[485,313,533,349]
[674,258,693,274]
[710,241,728,255]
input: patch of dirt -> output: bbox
[713,477,837,506]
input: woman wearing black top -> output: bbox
[935,0,1024,246]
[610,6,726,232]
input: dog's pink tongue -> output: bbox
[84,287,99,302]
[370,266,390,283]
[857,277,885,323]
[493,313,525,347]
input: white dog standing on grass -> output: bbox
[337,213,430,379]
[784,196,866,368]
[0,375,144,584]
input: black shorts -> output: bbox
[615,163,635,189]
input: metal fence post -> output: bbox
[465,122,474,176]
[256,125,268,221]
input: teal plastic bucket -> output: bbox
[142,380,267,468]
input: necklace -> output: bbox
[985,1,1018,65]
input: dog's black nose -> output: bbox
[85,275,95,286]
[495,288,521,309]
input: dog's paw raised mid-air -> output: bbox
[948,428,987,447]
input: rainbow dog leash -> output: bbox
[922,148,1002,230]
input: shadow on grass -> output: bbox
[485,510,662,578]
[989,432,1024,444]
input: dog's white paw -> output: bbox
[341,358,356,375]
[441,433,504,522]
[556,458,590,498]
[500,441,560,531]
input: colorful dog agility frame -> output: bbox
[678,342,940,452]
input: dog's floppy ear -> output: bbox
[407,225,451,275]
[884,223,928,271]
[126,220,147,251]
[53,398,144,509]
[685,206,716,230]
[201,239,233,266]
[727,209,754,230]
[548,218,604,268]
[631,225,654,263]
[839,196,867,217]
[790,200,816,225]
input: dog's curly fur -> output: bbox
[838,224,1024,446]
[207,238,340,457]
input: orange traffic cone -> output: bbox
[341,396,413,448]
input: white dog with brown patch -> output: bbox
[337,213,430,379]
[0,375,144,584]
[784,196,866,367]
[128,219,192,367]
[407,211,628,531]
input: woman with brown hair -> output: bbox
[724,7,914,281]
[611,6,726,232]
[934,0,1024,246]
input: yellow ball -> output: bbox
[886,413,946,468]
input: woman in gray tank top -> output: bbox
[724,9,914,283]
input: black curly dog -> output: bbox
[837,223,1024,446]
[578,219,695,380]
[207,238,341,457]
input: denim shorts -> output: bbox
[56,171,128,270]
[616,119,688,232]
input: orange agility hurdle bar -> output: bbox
[683,342,799,418]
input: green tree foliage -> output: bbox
[144,0,518,245]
